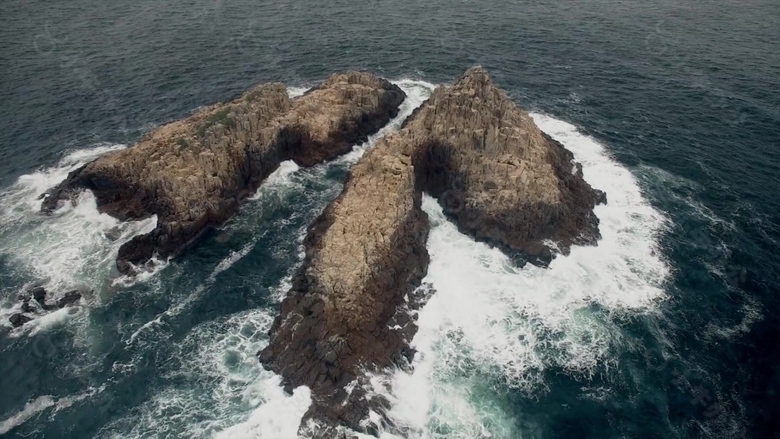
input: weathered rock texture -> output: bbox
[41,72,405,273]
[260,132,429,436]
[409,66,605,263]
[260,67,606,437]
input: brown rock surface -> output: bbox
[259,132,429,436]
[410,66,605,263]
[41,72,405,273]
[260,67,605,437]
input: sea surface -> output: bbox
[1,0,779,438]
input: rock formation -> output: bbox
[9,285,85,328]
[41,72,405,274]
[259,130,430,437]
[260,67,606,437]
[37,65,604,436]
[408,66,605,264]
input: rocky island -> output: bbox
[37,66,604,437]
[260,67,605,437]
[41,72,405,274]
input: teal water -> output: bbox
[0,0,778,438]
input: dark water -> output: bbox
[1,0,779,438]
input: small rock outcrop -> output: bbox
[41,72,405,274]
[260,67,606,437]
[9,285,85,327]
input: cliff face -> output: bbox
[260,67,606,437]
[41,72,405,274]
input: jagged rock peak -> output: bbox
[409,65,605,261]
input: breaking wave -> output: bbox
[0,83,678,439]
[366,113,671,438]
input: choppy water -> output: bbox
[1,0,778,438]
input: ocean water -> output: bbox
[1,0,778,438]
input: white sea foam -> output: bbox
[100,308,312,439]
[0,144,157,297]
[125,282,207,346]
[368,113,670,438]
[110,254,168,288]
[210,244,255,282]
[0,396,56,435]
[287,87,309,99]
[126,236,261,345]
[22,306,84,336]
[249,160,302,201]
[214,384,312,439]
[335,80,436,165]
[0,385,106,435]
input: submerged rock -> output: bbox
[9,286,86,327]
[41,72,405,274]
[56,290,83,308]
[9,313,33,328]
[260,67,606,436]
[29,285,46,302]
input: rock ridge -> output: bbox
[41,72,405,274]
[260,133,429,436]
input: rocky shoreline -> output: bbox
[260,67,605,437]
[33,67,604,436]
